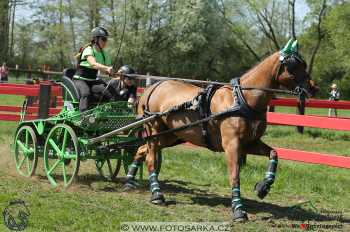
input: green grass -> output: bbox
[0,95,349,231]
[0,145,349,231]
[1,123,349,231]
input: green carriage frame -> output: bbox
[12,74,161,189]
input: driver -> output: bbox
[73,26,115,111]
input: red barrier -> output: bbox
[0,83,61,96]
[0,105,61,114]
[276,148,350,169]
[270,98,350,109]
[267,112,350,131]
[0,114,36,121]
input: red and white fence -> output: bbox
[0,83,349,169]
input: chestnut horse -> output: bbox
[124,40,318,221]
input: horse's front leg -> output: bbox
[223,138,248,222]
[245,139,278,199]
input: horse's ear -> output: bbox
[291,40,298,53]
[281,39,293,54]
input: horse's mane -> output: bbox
[240,52,279,82]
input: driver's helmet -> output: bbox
[118,65,135,74]
[118,65,135,79]
[91,26,109,39]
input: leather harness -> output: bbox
[144,78,265,151]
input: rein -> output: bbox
[125,73,305,97]
[240,86,301,96]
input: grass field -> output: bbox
[0,93,349,231]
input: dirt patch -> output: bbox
[0,139,18,176]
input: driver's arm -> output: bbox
[87,55,112,74]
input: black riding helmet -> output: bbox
[91,26,109,39]
[118,65,135,79]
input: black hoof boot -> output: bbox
[233,208,248,222]
[150,191,165,205]
[254,180,270,199]
[122,180,139,192]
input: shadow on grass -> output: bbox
[34,173,122,191]
[193,195,349,223]
[160,179,349,223]
[38,173,348,224]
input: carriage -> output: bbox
[12,69,161,188]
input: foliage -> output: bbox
[3,0,350,98]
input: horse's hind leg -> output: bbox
[123,145,148,191]
[245,139,278,199]
[223,138,248,222]
[146,138,165,204]
[124,129,177,192]
[144,121,178,205]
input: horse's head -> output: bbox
[276,39,319,97]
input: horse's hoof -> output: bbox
[233,208,248,222]
[150,192,165,205]
[254,181,270,199]
[122,181,138,192]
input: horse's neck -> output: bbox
[239,53,280,112]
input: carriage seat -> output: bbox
[62,68,80,102]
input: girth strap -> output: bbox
[198,84,220,151]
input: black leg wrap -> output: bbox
[149,171,165,205]
[123,161,141,191]
[231,187,248,221]
[255,157,277,199]
[127,161,141,179]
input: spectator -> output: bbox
[328,83,340,117]
[0,62,9,82]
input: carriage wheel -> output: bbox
[14,126,38,177]
[43,124,80,188]
[95,158,122,181]
[122,149,162,179]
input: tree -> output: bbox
[306,0,328,75]
[288,0,296,40]
[0,0,10,62]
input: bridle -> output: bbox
[239,53,311,98]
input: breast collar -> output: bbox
[229,78,266,121]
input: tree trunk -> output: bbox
[88,0,94,30]
[59,0,65,68]
[110,0,117,37]
[0,0,10,62]
[289,0,296,40]
[308,0,327,75]
[67,0,77,51]
[94,1,100,27]
[9,0,16,61]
